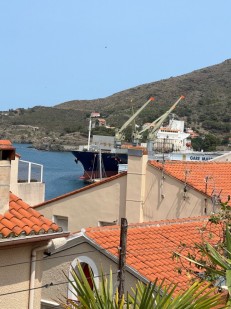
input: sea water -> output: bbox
[13,143,86,201]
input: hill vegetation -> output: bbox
[0,59,230,151]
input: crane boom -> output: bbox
[147,95,185,141]
[139,114,163,134]
[118,97,154,132]
[115,97,154,147]
[132,95,184,146]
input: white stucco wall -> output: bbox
[10,155,45,205]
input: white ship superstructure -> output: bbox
[153,119,191,153]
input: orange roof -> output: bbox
[149,161,231,204]
[0,193,62,238]
[0,140,12,145]
[0,140,15,151]
[85,217,220,293]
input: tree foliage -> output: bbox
[191,134,220,151]
[173,197,231,306]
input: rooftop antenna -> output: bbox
[204,175,213,214]
[160,158,166,199]
[211,188,222,213]
[183,168,191,200]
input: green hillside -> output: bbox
[0,59,230,150]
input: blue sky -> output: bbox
[0,1,230,110]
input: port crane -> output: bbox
[132,95,185,147]
[114,97,155,148]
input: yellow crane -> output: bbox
[132,95,185,146]
[114,97,155,148]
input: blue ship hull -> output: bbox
[72,150,128,180]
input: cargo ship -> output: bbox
[72,150,127,181]
[72,121,223,182]
[72,97,156,181]
[72,96,222,182]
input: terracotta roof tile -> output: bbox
[85,217,220,294]
[149,161,231,204]
[0,140,12,145]
[0,193,62,238]
[0,140,15,151]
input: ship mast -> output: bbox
[99,147,102,180]
[87,116,92,151]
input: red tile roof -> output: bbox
[0,140,15,151]
[0,193,62,238]
[0,140,12,145]
[149,161,231,204]
[85,217,221,294]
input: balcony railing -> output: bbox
[18,160,43,183]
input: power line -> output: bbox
[0,271,118,297]
[0,245,117,269]
[0,242,211,270]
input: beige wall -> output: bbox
[41,240,140,307]
[10,155,19,186]
[37,176,127,232]
[0,160,11,214]
[0,243,44,309]
[37,151,218,232]
[125,153,148,223]
[211,151,231,162]
[125,152,215,223]
[143,165,214,221]
[14,182,45,206]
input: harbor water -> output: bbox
[14,143,86,201]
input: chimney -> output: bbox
[125,148,148,223]
[0,140,15,214]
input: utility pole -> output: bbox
[117,217,128,305]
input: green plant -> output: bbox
[60,262,224,308]
[128,279,224,309]
[173,198,231,306]
[61,263,124,309]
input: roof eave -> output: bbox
[0,231,70,247]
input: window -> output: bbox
[68,256,99,302]
[53,215,68,231]
[79,262,94,290]
[98,220,117,227]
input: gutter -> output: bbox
[29,237,68,309]
[0,232,69,248]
